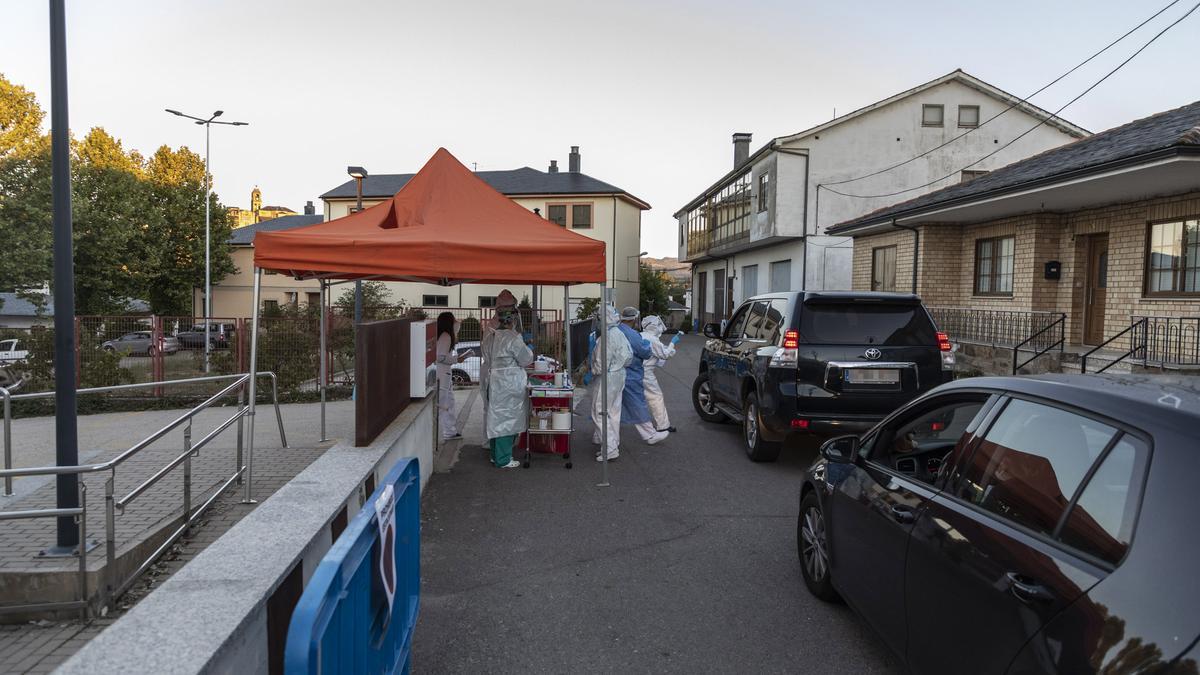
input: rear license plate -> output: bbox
[845,368,900,385]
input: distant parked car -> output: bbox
[452,341,481,385]
[0,338,29,366]
[101,331,180,356]
[797,374,1200,674]
[176,323,235,349]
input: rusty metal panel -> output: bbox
[355,318,411,446]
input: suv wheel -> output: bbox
[743,391,780,462]
[691,372,727,423]
[798,491,839,602]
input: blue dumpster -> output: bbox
[285,458,420,675]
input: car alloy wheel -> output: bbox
[801,506,829,583]
[745,400,759,447]
[697,380,717,415]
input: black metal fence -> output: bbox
[1135,316,1200,367]
[928,307,1066,353]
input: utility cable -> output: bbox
[822,0,1182,188]
[820,0,1200,200]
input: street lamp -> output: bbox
[165,107,248,372]
[626,251,648,279]
[347,166,368,324]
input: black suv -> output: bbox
[691,292,953,461]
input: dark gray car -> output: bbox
[102,331,181,356]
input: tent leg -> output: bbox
[563,285,570,377]
[598,287,610,488]
[242,268,262,504]
[319,279,328,442]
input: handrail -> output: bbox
[1011,314,1066,374]
[0,482,88,618]
[2,371,286,495]
[1082,318,1148,374]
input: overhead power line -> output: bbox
[822,0,1182,189]
[820,0,1200,200]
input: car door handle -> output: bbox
[889,505,916,524]
[1006,573,1054,603]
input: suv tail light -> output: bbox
[937,331,956,370]
[771,329,799,368]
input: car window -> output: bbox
[724,304,751,340]
[872,398,986,485]
[1058,435,1147,565]
[798,303,936,346]
[954,398,1118,538]
[764,300,786,343]
[0,340,13,351]
[743,302,769,341]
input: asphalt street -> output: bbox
[414,334,901,674]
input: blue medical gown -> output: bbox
[618,323,654,424]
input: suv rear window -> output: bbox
[798,303,936,346]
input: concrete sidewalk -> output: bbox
[414,335,900,674]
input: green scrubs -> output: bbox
[491,435,518,467]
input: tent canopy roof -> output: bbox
[254,148,607,286]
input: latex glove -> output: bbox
[670,332,682,345]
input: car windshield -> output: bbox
[799,303,936,346]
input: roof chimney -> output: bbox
[732,133,752,167]
[548,159,559,173]
[304,200,315,215]
[568,146,581,173]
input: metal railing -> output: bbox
[928,307,1067,353]
[0,371,286,617]
[1011,314,1066,374]
[1135,315,1200,367]
[1082,319,1148,374]
[0,483,88,618]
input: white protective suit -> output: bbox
[640,315,677,432]
[591,305,633,458]
[435,331,459,440]
[483,326,534,440]
[479,290,522,443]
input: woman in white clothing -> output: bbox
[435,312,468,441]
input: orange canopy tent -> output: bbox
[253,148,606,285]
[242,148,617,487]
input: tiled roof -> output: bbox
[0,293,52,317]
[830,100,1200,233]
[228,214,324,245]
[321,167,647,207]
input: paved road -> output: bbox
[415,334,901,674]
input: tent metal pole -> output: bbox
[598,286,611,487]
[242,268,262,504]
[563,284,570,378]
[319,279,328,442]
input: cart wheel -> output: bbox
[522,460,531,469]
[565,461,573,469]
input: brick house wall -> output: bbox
[850,190,1200,349]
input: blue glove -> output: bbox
[670,332,682,345]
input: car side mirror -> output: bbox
[820,434,859,464]
[703,322,722,339]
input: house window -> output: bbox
[306,292,320,306]
[285,292,298,307]
[757,172,770,213]
[922,104,944,127]
[713,269,727,319]
[742,264,759,298]
[263,300,279,312]
[423,294,449,307]
[1146,218,1200,295]
[958,105,980,128]
[478,295,498,308]
[547,204,567,227]
[960,170,988,183]
[871,246,898,292]
[769,259,791,293]
[974,236,1015,296]
[572,204,592,229]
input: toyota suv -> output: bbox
[691,292,953,461]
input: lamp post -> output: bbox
[165,108,248,372]
[626,251,648,286]
[347,166,368,324]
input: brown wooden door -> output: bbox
[1084,234,1109,345]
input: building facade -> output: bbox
[320,146,648,314]
[678,70,1088,327]
[227,187,299,229]
[830,101,1200,369]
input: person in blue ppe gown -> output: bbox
[617,307,669,446]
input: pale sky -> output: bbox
[2,0,1197,257]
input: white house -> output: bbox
[677,70,1089,326]
[321,146,649,315]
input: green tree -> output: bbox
[0,74,51,311]
[0,73,45,159]
[639,263,670,316]
[334,281,403,320]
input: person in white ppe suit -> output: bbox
[480,289,522,451]
[435,312,469,441]
[482,307,534,469]
[591,305,632,462]
[640,315,679,433]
